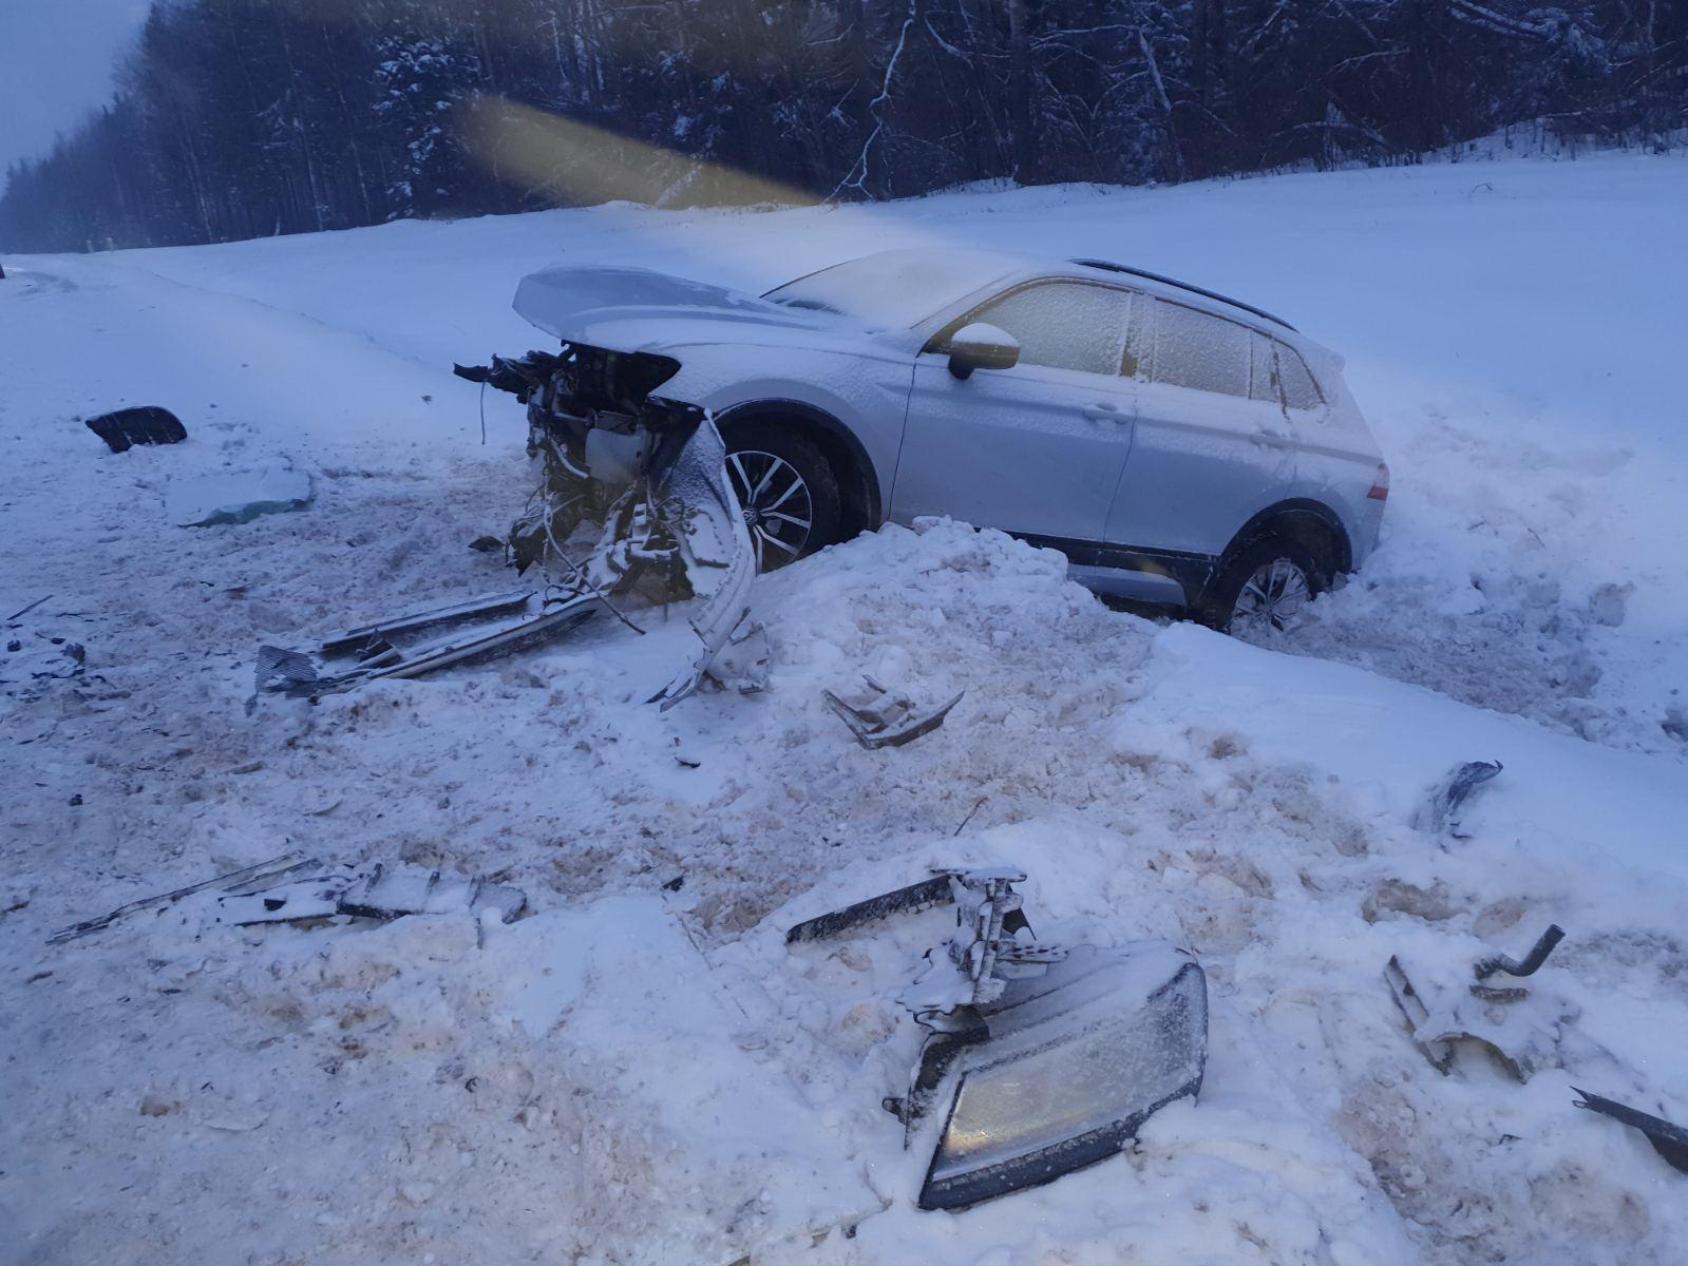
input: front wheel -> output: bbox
[1197,536,1332,636]
[722,422,842,572]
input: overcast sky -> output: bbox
[0,0,152,177]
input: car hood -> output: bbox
[512,264,878,355]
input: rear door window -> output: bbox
[1152,300,1251,397]
[966,282,1134,376]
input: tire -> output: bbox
[721,420,842,572]
[1197,533,1334,635]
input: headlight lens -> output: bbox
[920,950,1206,1210]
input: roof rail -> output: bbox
[1071,258,1297,332]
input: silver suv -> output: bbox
[498,248,1389,633]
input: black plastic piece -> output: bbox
[454,351,560,403]
[785,875,954,944]
[1574,1089,1688,1173]
[1071,259,1297,331]
[85,406,187,453]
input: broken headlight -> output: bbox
[919,945,1207,1210]
[786,869,1209,1213]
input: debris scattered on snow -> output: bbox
[1384,925,1617,1082]
[166,465,313,527]
[84,405,187,454]
[212,863,526,931]
[47,853,316,944]
[823,676,964,749]
[1474,923,1566,982]
[255,588,600,698]
[1574,1088,1688,1174]
[1412,758,1503,836]
[790,866,1208,1211]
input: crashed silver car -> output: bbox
[472,247,1389,633]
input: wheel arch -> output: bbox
[1224,498,1353,577]
[714,398,882,542]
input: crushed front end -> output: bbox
[455,343,700,576]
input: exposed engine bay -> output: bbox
[253,340,760,710]
[453,342,701,577]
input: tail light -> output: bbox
[1367,463,1390,501]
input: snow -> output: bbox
[3,152,1688,1265]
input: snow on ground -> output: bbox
[3,153,1687,1266]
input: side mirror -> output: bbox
[947,323,1020,380]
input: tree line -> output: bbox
[2,0,1682,253]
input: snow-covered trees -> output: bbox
[2,0,1681,251]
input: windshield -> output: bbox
[763,249,1013,326]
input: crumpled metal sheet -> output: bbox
[823,676,965,749]
[648,417,758,710]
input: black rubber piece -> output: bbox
[720,419,842,570]
[1474,924,1565,980]
[85,406,187,453]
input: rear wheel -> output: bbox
[722,422,842,572]
[1198,535,1333,636]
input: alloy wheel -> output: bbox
[725,449,815,571]
[1230,557,1313,634]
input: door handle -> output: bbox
[1082,402,1127,422]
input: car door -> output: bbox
[891,280,1139,543]
[1104,298,1298,556]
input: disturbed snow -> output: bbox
[4,152,1688,1265]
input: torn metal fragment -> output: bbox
[338,865,526,923]
[48,853,315,944]
[1385,930,1593,1082]
[1574,1088,1688,1173]
[213,863,526,928]
[705,617,771,696]
[823,676,964,750]
[1384,955,1455,1074]
[257,589,600,698]
[646,418,758,710]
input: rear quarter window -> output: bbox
[1250,334,1326,411]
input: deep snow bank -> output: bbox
[6,153,1688,1266]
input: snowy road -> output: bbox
[3,153,1687,1265]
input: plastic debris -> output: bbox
[823,676,964,749]
[1413,759,1503,836]
[1384,924,1610,1082]
[788,866,1206,1211]
[1574,1089,1688,1174]
[167,465,314,527]
[85,405,187,454]
[213,863,526,929]
[48,853,315,944]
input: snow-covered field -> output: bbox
[3,152,1686,1265]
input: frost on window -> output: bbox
[972,283,1132,375]
[1276,344,1324,409]
[1249,334,1278,403]
[1122,293,1153,379]
[1153,301,1250,398]
[1250,335,1323,410]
